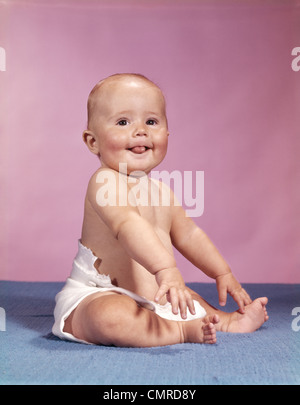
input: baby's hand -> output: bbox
[216,272,252,313]
[154,267,196,319]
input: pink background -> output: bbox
[1,0,299,283]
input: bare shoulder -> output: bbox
[86,168,139,217]
[87,168,126,198]
[88,167,120,188]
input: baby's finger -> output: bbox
[218,286,227,307]
[154,284,169,303]
[169,287,179,315]
[242,289,252,305]
[185,290,196,316]
[237,299,245,313]
[177,289,187,319]
[232,291,245,313]
[236,289,252,313]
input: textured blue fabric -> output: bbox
[0,281,299,385]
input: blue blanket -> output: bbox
[0,281,299,385]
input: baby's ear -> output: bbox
[82,130,100,155]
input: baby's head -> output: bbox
[83,73,169,175]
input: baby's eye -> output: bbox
[117,119,128,126]
[146,119,157,125]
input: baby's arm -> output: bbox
[87,170,195,318]
[170,193,251,313]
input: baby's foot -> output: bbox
[226,297,269,333]
[202,314,219,344]
[181,314,219,344]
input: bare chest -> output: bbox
[127,177,172,233]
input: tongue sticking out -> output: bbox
[130,146,147,154]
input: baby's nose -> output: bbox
[134,124,148,137]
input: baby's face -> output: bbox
[90,78,169,175]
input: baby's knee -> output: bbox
[84,294,138,344]
[87,294,130,321]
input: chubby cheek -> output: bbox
[154,134,168,159]
[99,136,127,169]
[100,136,128,162]
[104,134,126,151]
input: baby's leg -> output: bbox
[187,288,269,333]
[64,292,219,347]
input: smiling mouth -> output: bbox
[128,146,150,154]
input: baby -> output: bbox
[52,73,268,347]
